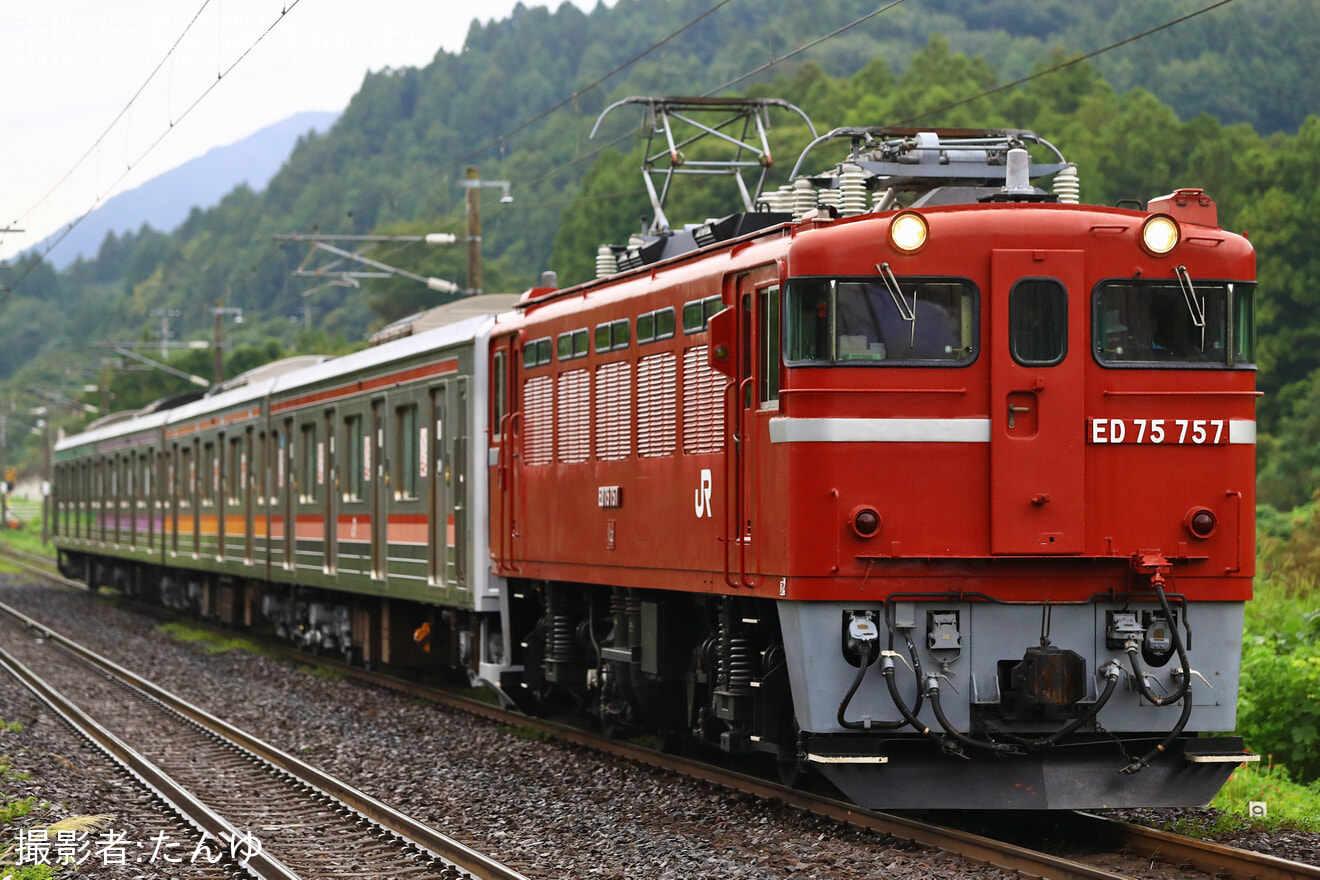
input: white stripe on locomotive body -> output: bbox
[769,417,1258,445]
[770,418,991,444]
[1228,420,1256,444]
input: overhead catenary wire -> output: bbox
[5,0,215,235]
[0,0,305,302]
[898,0,1241,124]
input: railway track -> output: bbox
[0,593,529,880]
[2,547,1316,880]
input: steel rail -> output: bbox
[4,548,1315,880]
[1071,812,1320,880]
[0,646,299,880]
[0,597,530,880]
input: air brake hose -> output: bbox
[1121,677,1196,774]
[1125,584,1192,707]
[926,677,1022,757]
[838,641,904,730]
[881,656,944,747]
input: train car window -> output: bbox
[1233,284,1256,364]
[760,286,781,405]
[638,308,676,345]
[785,277,978,365]
[684,297,725,334]
[682,300,704,333]
[492,351,507,437]
[1010,279,1067,366]
[1094,280,1251,367]
[655,307,676,339]
[228,437,243,505]
[524,337,552,368]
[202,443,216,507]
[299,424,318,503]
[178,447,191,509]
[396,404,419,500]
[343,416,364,502]
[595,320,630,352]
[558,328,589,360]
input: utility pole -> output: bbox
[213,299,223,384]
[465,166,482,296]
[211,301,243,386]
[461,168,514,296]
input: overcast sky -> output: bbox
[0,0,601,261]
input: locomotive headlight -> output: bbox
[889,212,928,253]
[1141,214,1179,255]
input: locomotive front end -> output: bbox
[766,132,1257,808]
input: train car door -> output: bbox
[429,381,450,587]
[490,336,518,571]
[244,427,254,566]
[989,249,1085,554]
[280,420,294,569]
[323,409,337,575]
[371,398,388,579]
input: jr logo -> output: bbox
[694,468,713,518]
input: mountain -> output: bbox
[34,111,340,269]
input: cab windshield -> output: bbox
[1094,279,1255,367]
[785,277,977,365]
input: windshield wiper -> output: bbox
[1175,264,1206,352]
[877,262,917,347]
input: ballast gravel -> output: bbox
[1,577,1316,878]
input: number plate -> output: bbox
[1087,418,1227,445]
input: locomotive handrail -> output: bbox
[778,387,968,394]
[1225,490,1243,574]
[736,375,758,590]
[1101,389,1262,396]
[721,376,739,592]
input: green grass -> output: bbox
[1209,757,1320,832]
[0,522,56,562]
[155,621,271,656]
[1212,511,1320,829]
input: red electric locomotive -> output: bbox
[487,101,1256,808]
[51,98,1257,810]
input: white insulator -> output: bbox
[595,245,617,278]
[775,184,797,214]
[839,163,869,217]
[817,188,841,214]
[1004,148,1032,193]
[1053,163,1080,204]
[792,178,818,221]
[627,234,645,249]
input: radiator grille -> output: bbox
[638,352,676,457]
[595,361,633,461]
[523,375,553,466]
[557,369,591,463]
[683,345,725,454]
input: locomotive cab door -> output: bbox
[989,249,1085,554]
[725,267,781,587]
